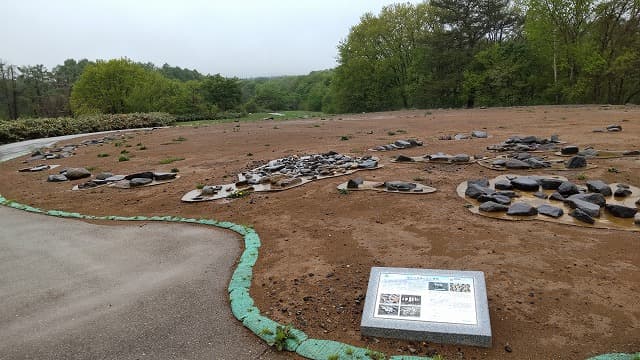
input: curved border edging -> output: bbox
[0,196,636,360]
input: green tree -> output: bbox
[200,74,242,111]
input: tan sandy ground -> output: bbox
[0,105,638,359]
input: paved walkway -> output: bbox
[0,206,284,360]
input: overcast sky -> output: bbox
[3,0,421,78]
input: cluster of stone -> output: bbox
[48,169,176,189]
[490,152,587,169]
[346,178,425,192]
[466,176,638,225]
[438,130,488,140]
[487,135,561,152]
[27,135,120,162]
[371,139,423,151]
[238,151,379,186]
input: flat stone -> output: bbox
[105,175,126,182]
[561,146,579,155]
[537,204,564,218]
[492,159,506,166]
[570,208,595,224]
[430,153,452,162]
[408,139,423,146]
[64,168,91,180]
[468,178,490,187]
[567,193,606,207]
[565,156,587,169]
[539,178,564,190]
[95,172,114,180]
[533,191,547,199]
[47,174,68,182]
[153,172,177,181]
[385,181,417,191]
[471,130,488,138]
[604,204,637,218]
[477,194,511,205]
[504,159,531,169]
[557,181,580,196]
[479,201,509,212]
[623,150,640,156]
[564,198,601,217]
[586,180,612,196]
[510,177,539,191]
[526,158,550,168]
[358,159,378,169]
[130,178,153,187]
[347,177,364,189]
[606,124,622,132]
[394,140,412,148]
[514,152,531,161]
[125,171,154,180]
[201,185,221,195]
[496,190,518,198]
[451,154,471,163]
[360,267,492,347]
[454,133,469,140]
[494,180,513,190]
[112,180,131,189]
[465,184,493,199]
[507,202,538,216]
[395,155,414,162]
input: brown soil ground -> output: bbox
[1,105,639,360]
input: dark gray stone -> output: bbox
[561,146,579,155]
[358,159,378,168]
[347,177,364,189]
[586,180,612,196]
[395,155,414,162]
[504,159,531,169]
[492,159,506,166]
[537,204,564,218]
[478,194,511,205]
[549,192,565,201]
[514,152,531,160]
[105,175,126,182]
[526,158,551,168]
[465,183,493,199]
[385,181,417,191]
[623,150,640,156]
[64,168,91,180]
[510,177,539,191]
[557,181,580,196]
[394,140,412,148]
[606,124,622,132]
[507,202,538,216]
[408,139,423,146]
[479,201,509,212]
[533,191,548,199]
[130,178,153,187]
[604,204,637,218]
[540,178,564,190]
[494,180,513,190]
[47,174,68,182]
[125,172,154,180]
[564,198,601,217]
[153,172,177,181]
[567,193,606,207]
[451,154,471,163]
[565,156,587,169]
[496,190,518,198]
[614,188,632,198]
[468,178,490,187]
[570,208,595,224]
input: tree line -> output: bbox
[332,0,640,112]
[2,0,638,120]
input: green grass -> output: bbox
[176,111,324,126]
[173,136,187,142]
[97,153,109,158]
[118,155,129,162]
[159,157,184,164]
[170,168,179,173]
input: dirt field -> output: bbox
[1,105,638,359]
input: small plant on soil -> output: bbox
[97,153,109,158]
[413,177,425,182]
[196,183,204,189]
[273,324,296,351]
[425,111,432,115]
[365,348,386,360]
[159,157,184,164]
[173,136,187,142]
[387,131,396,136]
[228,190,249,199]
[339,188,349,195]
[247,153,253,157]
[139,146,147,150]
[120,150,129,154]
[114,141,123,147]
[340,135,351,141]
[327,354,339,360]
[170,168,179,173]
[260,327,274,336]
[313,124,320,127]
[85,166,97,172]
[608,167,620,173]
[118,155,129,162]
[577,173,587,180]
[396,129,407,134]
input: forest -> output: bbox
[1,0,639,121]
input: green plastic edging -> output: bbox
[0,194,636,360]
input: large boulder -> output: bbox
[479,201,509,212]
[510,177,540,191]
[604,204,637,218]
[64,168,91,180]
[537,204,564,218]
[507,202,538,216]
[586,180,612,196]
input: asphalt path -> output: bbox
[0,206,284,360]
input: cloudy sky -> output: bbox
[3,0,420,78]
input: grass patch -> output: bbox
[120,149,129,155]
[176,111,324,127]
[159,157,184,164]
[170,168,179,173]
[118,155,129,162]
[396,129,407,134]
[340,135,351,141]
[97,153,109,158]
[173,136,187,142]
[576,173,587,180]
[196,183,204,189]
[413,177,425,182]
[387,131,396,136]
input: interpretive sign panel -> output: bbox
[361,267,491,347]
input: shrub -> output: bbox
[0,113,175,145]
[118,155,130,162]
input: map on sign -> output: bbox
[373,273,477,325]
